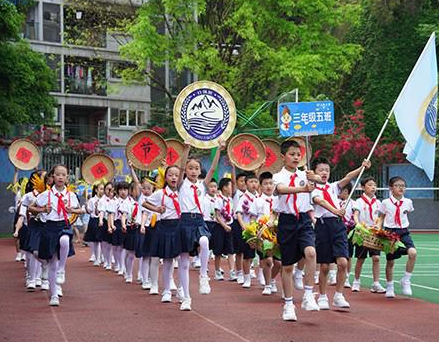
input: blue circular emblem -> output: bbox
[180,88,230,141]
[424,91,437,138]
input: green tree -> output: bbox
[121,0,363,128]
[0,0,56,134]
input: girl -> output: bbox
[143,165,181,305]
[83,183,105,266]
[29,165,82,306]
[175,140,225,310]
[97,182,114,270]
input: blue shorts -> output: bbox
[231,220,244,254]
[211,222,233,256]
[355,245,381,259]
[277,212,315,266]
[315,217,348,264]
[384,227,415,261]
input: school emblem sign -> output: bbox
[174,81,236,149]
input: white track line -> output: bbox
[360,275,439,292]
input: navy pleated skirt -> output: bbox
[84,217,100,242]
[178,213,211,256]
[123,224,138,251]
[27,218,43,253]
[141,225,157,258]
[18,224,29,251]
[38,221,75,261]
[151,219,180,259]
[111,220,125,246]
[100,219,112,243]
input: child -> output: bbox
[236,172,259,289]
[338,182,356,288]
[84,183,104,266]
[213,177,235,281]
[203,178,218,268]
[97,182,114,270]
[273,140,319,321]
[29,165,82,306]
[143,165,181,304]
[231,167,247,282]
[254,172,281,295]
[352,176,385,293]
[377,176,416,298]
[175,140,224,310]
[311,157,371,310]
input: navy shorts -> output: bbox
[315,217,349,264]
[211,222,233,256]
[231,220,244,254]
[384,227,415,261]
[277,212,315,266]
[355,245,381,259]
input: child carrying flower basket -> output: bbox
[242,215,281,259]
[348,223,405,254]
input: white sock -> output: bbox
[403,271,412,282]
[304,285,313,296]
[387,280,394,287]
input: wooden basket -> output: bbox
[359,231,384,251]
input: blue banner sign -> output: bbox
[279,101,334,137]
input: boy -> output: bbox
[311,157,371,310]
[214,177,236,281]
[273,140,319,321]
[236,172,259,288]
[377,176,416,298]
[352,176,385,293]
[254,172,281,295]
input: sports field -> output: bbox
[356,233,439,304]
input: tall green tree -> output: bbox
[121,0,363,126]
[0,0,56,134]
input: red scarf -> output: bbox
[219,195,231,215]
[49,189,70,224]
[191,184,203,214]
[361,195,377,221]
[163,188,181,217]
[315,184,337,210]
[286,174,299,217]
[390,198,403,228]
[266,198,273,212]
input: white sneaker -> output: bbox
[161,291,172,303]
[106,265,112,271]
[56,270,65,285]
[301,294,320,311]
[371,283,386,293]
[386,286,395,298]
[351,280,360,292]
[258,270,266,286]
[113,266,120,273]
[328,274,337,286]
[57,285,63,297]
[117,269,124,276]
[400,279,412,296]
[199,276,211,294]
[41,280,49,291]
[242,275,251,288]
[214,270,224,281]
[103,262,109,269]
[318,296,330,310]
[15,253,22,262]
[344,278,351,288]
[170,278,177,291]
[270,280,278,293]
[282,303,297,321]
[250,269,257,279]
[180,297,192,311]
[89,255,96,262]
[26,280,36,292]
[49,296,60,306]
[176,287,184,303]
[142,280,152,290]
[314,273,319,285]
[125,277,133,283]
[35,278,42,287]
[149,284,159,295]
[333,294,350,308]
[193,257,201,268]
[237,274,244,285]
[93,260,100,267]
[293,274,304,291]
[262,285,272,295]
[229,270,238,281]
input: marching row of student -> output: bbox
[12,139,417,321]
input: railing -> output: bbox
[64,123,107,144]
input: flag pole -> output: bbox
[344,32,436,207]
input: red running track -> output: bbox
[0,238,438,342]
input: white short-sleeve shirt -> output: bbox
[86,196,100,219]
[273,167,313,215]
[353,195,381,226]
[215,194,233,225]
[146,187,180,220]
[255,193,278,218]
[236,191,257,224]
[379,196,414,229]
[311,182,340,219]
[203,194,217,222]
[19,191,39,225]
[35,187,79,222]
[340,198,355,227]
[179,178,206,214]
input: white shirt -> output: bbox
[340,199,355,228]
[97,195,112,220]
[215,194,233,225]
[119,196,143,225]
[255,193,278,218]
[35,187,79,222]
[353,195,381,226]
[311,182,340,219]
[86,196,100,219]
[232,189,245,214]
[203,194,217,222]
[379,196,414,229]
[179,178,206,214]
[138,194,153,226]
[236,191,257,224]
[273,167,313,215]
[147,186,180,220]
[19,191,39,225]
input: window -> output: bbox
[109,61,136,80]
[45,54,61,92]
[43,3,61,43]
[110,108,147,127]
[24,4,39,40]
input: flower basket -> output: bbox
[348,223,405,254]
[242,215,281,259]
